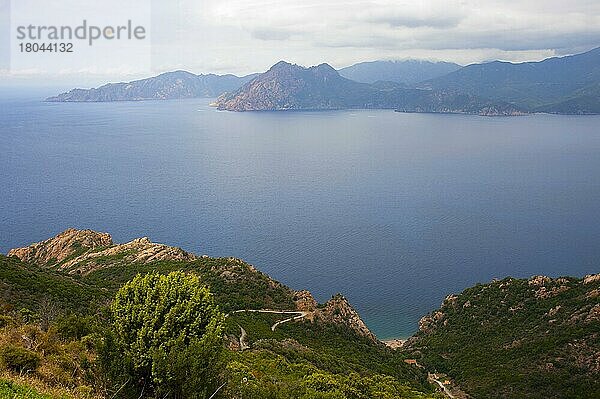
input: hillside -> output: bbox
[339,60,461,84]
[422,47,600,112]
[46,71,257,102]
[214,61,523,115]
[405,275,600,398]
[3,229,598,398]
[1,229,439,398]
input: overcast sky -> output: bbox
[1,0,599,87]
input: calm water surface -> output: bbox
[1,96,599,338]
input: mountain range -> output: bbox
[338,60,461,84]
[214,61,524,115]
[47,47,600,115]
[421,47,600,114]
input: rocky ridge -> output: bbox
[7,228,113,265]
[6,229,376,340]
[317,293,377,341]
[8,228,196,274]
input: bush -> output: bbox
[0,344,41,372]
[106,271,225,398]
[55,314,93,341]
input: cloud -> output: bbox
[359,3,467,29]
[3,0,600,81]
[197,0,600,53]
[251,28,294,41]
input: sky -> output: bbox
[1,0,599,87]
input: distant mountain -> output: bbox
[46,71,257,102]
[215,61,376,111]
[537,82,600,114]
[422,47,600,113]
[215,61,523,115]
[338,60,461,84]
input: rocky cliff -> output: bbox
[8,228,112,265]
[8,228,195,274]
[317,293,377,341]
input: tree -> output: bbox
[109,271,225,398]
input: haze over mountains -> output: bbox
[422,47,600,114]
[48,47,600,115]
[338,60,461,84]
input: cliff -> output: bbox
[8,228,112,265]
[9,229,196,274]
[316,293,377,341]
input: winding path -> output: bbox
[230,310,458,398]
[228,309,310,331]
[429,374,456,399]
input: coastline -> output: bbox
[381,337,407,349]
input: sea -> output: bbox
[1,93,599,338]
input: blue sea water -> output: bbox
[1,95,599,338]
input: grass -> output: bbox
[0,377,76,399]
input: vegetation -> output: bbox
[83,257,297,312]
[1,245,438,398]
[408,276,600,398]
[105,272,225,398]
[0,345,41,372]
[8,230,597,398]
[0,379,71,399]
[0,255,109,315]
[223,350,438,399]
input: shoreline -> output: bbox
[381,337,408,349]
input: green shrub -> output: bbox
[0,344,41,372]
[106,271,225,398]
[55,314,93,341]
